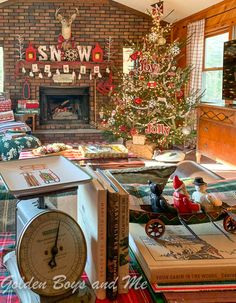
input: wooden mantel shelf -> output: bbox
[15,60,108,77]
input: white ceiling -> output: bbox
[114,0,223,23]
[0,0,223,22]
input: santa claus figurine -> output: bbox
[173,175,201,214]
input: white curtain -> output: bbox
[186,19,205,93]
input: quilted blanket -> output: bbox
[0,135,41,161]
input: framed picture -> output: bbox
[63,65,70,73]
[80,65,86,74]
[94,66,100,74]
[32,64,39,73]
[44,65,51,73]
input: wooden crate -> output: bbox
[126,140,156,159]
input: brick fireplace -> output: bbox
[39,86,90,128]
[0,0,152,143]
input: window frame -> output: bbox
[202,30,229,73]
[201,30,230,103]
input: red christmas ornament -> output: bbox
[92,43,104,62]
[130,51,142,61]
[130,128,138,136]
[101,119,107,126]
[134,97,143,104]
[147,81,157,88]
[176,90,184,98]
[119,125,127,132]
[25,42,37,62]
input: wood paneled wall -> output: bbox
[172,0,236,67]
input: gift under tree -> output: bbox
[99,1,201,148]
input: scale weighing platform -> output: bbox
[0,155,95,303]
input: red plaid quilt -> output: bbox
[0,233,162,303]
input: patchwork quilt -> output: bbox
[0,135,41,161]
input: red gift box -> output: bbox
[0,99,12,112]
[26,100,39,109]
[18,100,39,109]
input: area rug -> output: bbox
[0,233,164,303]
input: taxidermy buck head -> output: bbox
[55,8,79,40]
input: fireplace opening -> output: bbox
[39,87,90,125]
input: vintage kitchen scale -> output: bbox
[0,156,95,303]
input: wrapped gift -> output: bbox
[79,144,128,159]
[0,110,15,123]
[0,99,12,112]
[26,100,39,109]
[18,100,39,109]
[18,100,27,109]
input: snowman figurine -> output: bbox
[192,177,222,211]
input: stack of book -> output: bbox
[77,166,129,300]
[129,221,236,302]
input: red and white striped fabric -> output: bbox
[0,121,31,133]
[186,19,205,93]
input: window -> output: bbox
[123,48,134,74]
[202,32,229,103]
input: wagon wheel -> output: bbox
[223,215,236,233]
[145,219,165,239]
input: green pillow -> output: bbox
[0,135,41,161]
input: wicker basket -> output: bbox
[132,134,146,145]
[126,140,156,159]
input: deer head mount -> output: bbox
[55,8,79,41]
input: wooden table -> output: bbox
[15,113,36,132]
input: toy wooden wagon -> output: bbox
[129,204,236,240]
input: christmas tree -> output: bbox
[99,1,201,148]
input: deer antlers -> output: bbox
[55,7,79,46]
[55,7,79,24]
[55,8,63,22]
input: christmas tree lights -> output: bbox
[99,1,201,148]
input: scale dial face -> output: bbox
[16,210,87,297]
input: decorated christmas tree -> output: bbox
[99,1,201,148]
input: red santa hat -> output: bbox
[173,175,183,191]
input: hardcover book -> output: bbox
[129,222,236,284]
[105,170,129,294]
[96,169,120,300]
[77,167,107,300]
